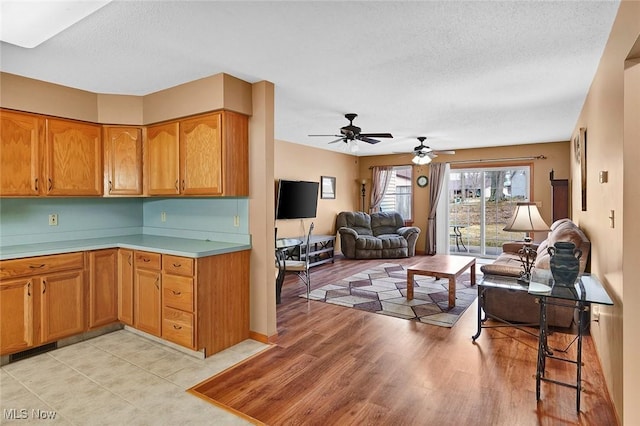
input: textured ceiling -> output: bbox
[0,1,621,156]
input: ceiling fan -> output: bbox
[308,113,393,145]
[409,137,455,164]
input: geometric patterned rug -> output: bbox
[300,262,477,328]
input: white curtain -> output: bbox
[369,166,392,213]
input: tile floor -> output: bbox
[0,330,270,425]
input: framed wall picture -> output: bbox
[321,176,336,199]
[579,127,587,211]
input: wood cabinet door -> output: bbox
[147,122,180,195]
[0,278,34,355]
[0,109,42,196]
[104,126,142,196]
[117,249,134,326]
[40,270,85,342]
[221,111,249,196]
[180,113,222,195]
[44,118,102,196]
[134,269,161,336]
[88,249,118,329]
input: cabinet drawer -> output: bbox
[162,255,194,276]
[134,251,161,270]
[0,252,84,279]
[162,307,194,348]
[162,275,194,312]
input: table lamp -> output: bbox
[503,202,550,283]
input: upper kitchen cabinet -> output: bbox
[44,118,103,196]
[146,111,248,197]
[103,126,143,196]
[146,122,180,195]
[180,113,222,195]
[0,109,43,196]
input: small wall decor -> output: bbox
[321,176,336,199]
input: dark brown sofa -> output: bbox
[336,211,420,259]
[480,218,591,328]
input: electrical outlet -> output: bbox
[48,214,58,226]
[161,212,167,223]
[592,305,600,322]
[233,215,240,227]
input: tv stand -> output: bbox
[293,234,335,268]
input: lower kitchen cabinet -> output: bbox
[117,249,134,326]
[0,247,250,358]
[88,249,118,329]
[0,278,33,354]
[134,251,162,337]
[40,270,85,343]
[0,252,85,355]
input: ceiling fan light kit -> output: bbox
[412,153,432,165]
[409,136,454,165]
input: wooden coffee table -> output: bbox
[406,255,476,308]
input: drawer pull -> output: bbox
[29,264,45,269]
[172,263,182,268]
[142,258,150,263]
[27,282,31,296]
[173,325,182,330]
[171,290,181,296]
[34,178,38,192]
[42,280,46,294]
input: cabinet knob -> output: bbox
[48,178,52,191]
[42,281,47,293]
[34,178,38,192]
[175,180,179,191]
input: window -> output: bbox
[380,166,412,220]
[448,165,531,256]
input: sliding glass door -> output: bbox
[448,166,531,257]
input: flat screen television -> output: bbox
[275,180,319,219]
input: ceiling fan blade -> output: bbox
[328,137,345,144]
[309,134,341,137]
[360,132,393,138]
[357,136,381,144]
[433,150,455,155]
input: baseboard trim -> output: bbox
[248,330,278,344]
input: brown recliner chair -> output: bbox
[336,211,420,259]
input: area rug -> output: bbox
[300,263,477,327]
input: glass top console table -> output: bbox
[528,270,614,412]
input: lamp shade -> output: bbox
[503,202,550,232]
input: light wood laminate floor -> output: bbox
[195,255,618,426]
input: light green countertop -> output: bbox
[0,235,251,260]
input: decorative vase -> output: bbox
[548,241,582,287]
